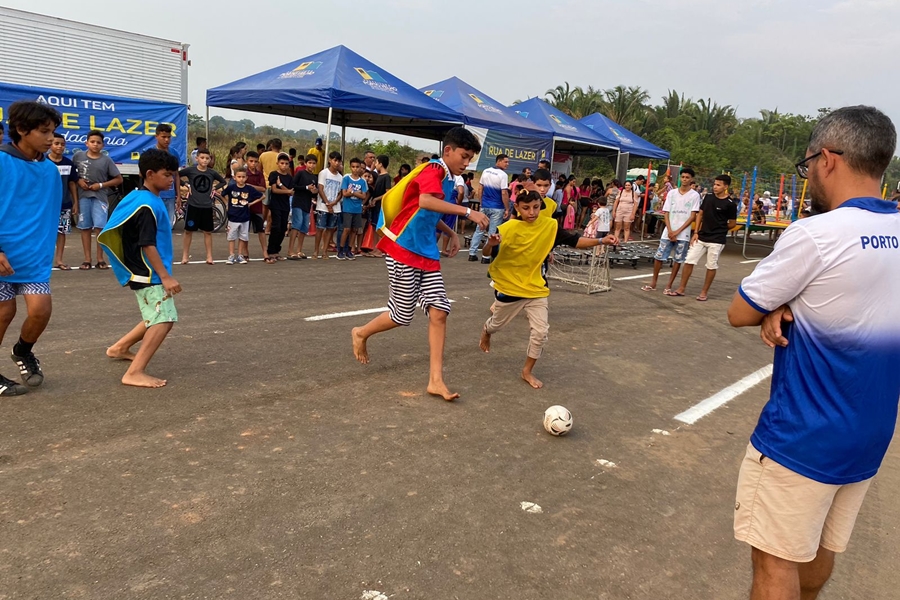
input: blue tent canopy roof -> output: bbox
[206,45,463,140]
[579,113,669,160]
[419,77,552,139]
[509,98,619,154]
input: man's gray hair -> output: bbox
[808,106,896,179]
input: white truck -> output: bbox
[0,6,190,175]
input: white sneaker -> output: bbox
[225,255,235,265]
[237,255,248,264]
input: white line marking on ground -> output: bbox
[305,300,456,322]
[652,429,671,436]
[361,591,388,600]
[614,272,670,281]
[674,364,774,424]
[740,259,762,264]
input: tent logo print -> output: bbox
[468,93,502,115]
[354,67,398,95]
[279,61,322,79]
[424,90,444,99]
[609,127,634,144]
[516,111,530,119]
[550,113,578,132]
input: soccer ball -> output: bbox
[543,405,573,436]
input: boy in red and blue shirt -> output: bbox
[351,127,489,401]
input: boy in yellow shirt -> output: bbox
[479,189,617,388]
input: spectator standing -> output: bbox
[73,130,123,270]
[47,133,79,271]
[307,138,325,176]
[467,154,510,262]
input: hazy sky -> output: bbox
[4,0,897,154]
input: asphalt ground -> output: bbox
[1,230,898,599]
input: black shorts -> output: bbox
[249,212,265,234]
[342,212,363,230]
[185,205,214,232]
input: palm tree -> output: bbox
[653,90,697,123]
[600,85,651,131]
[545,83,578,113]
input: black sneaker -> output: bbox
[0,374,28,396]
[481,257,491,264]
[11,351,43,387]
[467,255,479,262]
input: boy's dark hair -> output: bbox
[538,159,551,168]
[269,138,283,151]
[598,196,608,206]
[256,143,265,152]
[681,167,696,177]
[87,129,104,141]
[233,165,248,174]
[305,154,318,163]
[246,150,260,159]
[277,152,290,162]
[715,173,732,186]
[6,101,61,143]
[636,175,646,181]
[516,173,527,183]
[196,136,206,146]
[443,126,483,153]
[377,154,390,168]
[349,157,362,166]
[139,148,178,178]
[197,148,211,157]
[431,154,440,160]
[288,148,297,157]
[532,168,552,183]
[515,189,542,204]
[420,156,430,164]
[53,132,65,140]
[328,151,342,161]
[155,123,172,135]
[496,154,508,162]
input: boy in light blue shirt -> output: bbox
[338,157,368,260]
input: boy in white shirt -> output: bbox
[641,168,702,294]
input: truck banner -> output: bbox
[0,81,187,170]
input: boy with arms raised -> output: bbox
[179,149,227,265]
[73,130,123,270]
[47,132,80,270]
[479,189,617,388]
[99,150,182,388]
[351,127,490,401]
[0,101,62,395]
[338,157,368,260]
[223,166,263,264]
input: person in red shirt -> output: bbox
[243,151,268,260]
[351,128,489,401]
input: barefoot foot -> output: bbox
[479,328,491,353]
[427,382,460,401]
[121,372,167,388]
[106,346,136,361]
[351,327,369,364]
[521,371,544,389]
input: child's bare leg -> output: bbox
[257,232,268,259]
[228,239,237,257]
[80,228,93,263]
[55,234,66,266]
[425,309,458,401]
[182,231,192,263]
[351,312,399,364]
[479,326,491,352]
[239,240,249,257]
[522,357,542,389]
[122,322,173,388]
[107,321,145,361]
[666,263,682,291]
[296,233,306,256]
[94,229,106,263]
[203,232,213,263]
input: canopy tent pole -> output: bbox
[205,106,209,143]
[323,107,333,160]
[340,124,346,159]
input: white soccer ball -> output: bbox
[543,405,573,436]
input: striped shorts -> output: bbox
[385,255,451,326]
[0,282,51,302]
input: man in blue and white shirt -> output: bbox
[468,154,509,262]
[728,105,900,599]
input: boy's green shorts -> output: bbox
[134,285,178,328]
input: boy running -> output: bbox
[338,158,368,260]
[47,132,80,270]
[289,155,318,259]
[179,149,227,265]
[479,190,618,389]
[73,130,123,270]
[223,167,264,264]
[351,127,490,401]
[0,101,62,395]
[99,150,182,388]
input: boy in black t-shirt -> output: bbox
[265,154,293,263]
[288,155,318,259]
[178,149,227,265]
[672,174,737,301]
[223,167,264,264]
[48,133,80,270]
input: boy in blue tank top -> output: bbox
[99,150,182,389]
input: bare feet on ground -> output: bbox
[351,327,369,364]
[522,371,544,389]
[427,381,460,401]
[479,329,491,353]
[121,372,167,388]
[106,346,136,361]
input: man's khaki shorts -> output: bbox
[734,443,871,563]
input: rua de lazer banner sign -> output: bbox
[0,81,187,168]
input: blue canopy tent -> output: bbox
[419,77,553,173]
[509,98,619,158]
[206,45,464,155]
[579,113,669,160]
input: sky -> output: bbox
[4,0,898,154]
